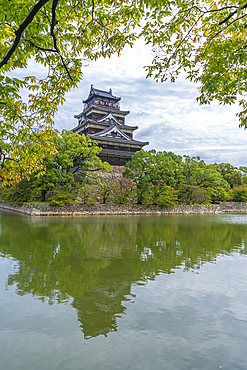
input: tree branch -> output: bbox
[219,3,247,25]
[0,0,50,69]
[0,148,19,169]
[22,38,57,53]
[193,5,238,15]
[58,55,73,80]
[50,0,73,81]
[51,0,59,50]
[90,0,95,20]
[169,14,204,63]
[210,13,247,39]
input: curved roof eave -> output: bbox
[90,134,149,146]
[72,119,138,131]
[83,105,130,115]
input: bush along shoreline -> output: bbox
[1,138,247,209]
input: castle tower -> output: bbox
[71,85,148,166]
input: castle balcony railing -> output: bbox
[83,100,120,112]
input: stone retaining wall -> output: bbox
[1,200,247,216]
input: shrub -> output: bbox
[0,178,39,205]
[49,188,76,206]
[231,184,247,202]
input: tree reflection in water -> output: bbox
[1,212,247,339]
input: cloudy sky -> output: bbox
[54,39,246,167]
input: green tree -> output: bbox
[123,150,158,204]
[2,0,247,186]
[94,176,115,204]
[212,163,243,188]
[144,183,178,207]
[124,151,232,205]
[2,0,246,186]
[36,129,111,204]
[231,184,247,202]
[239,166,247,184]
[0,0,146,185]
[77,183,96,204]
[143,0,247,127]
[124,149,182,205]
[178,156,230,204]
[0,174,39,204]
[111,177,134,204]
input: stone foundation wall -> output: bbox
[1,200,247,216]
[96,165,125,179]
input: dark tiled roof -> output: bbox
[90,134,149,146]
[74,112,87,120]
[72,119,138,132]
[83,85,121,103]
[90,123,130,140]
[84,105,130,115]
[97,111,121,125]
[99,149,136,157]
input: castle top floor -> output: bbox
[83,85,121,112]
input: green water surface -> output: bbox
[0,211,247,369]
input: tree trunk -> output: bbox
[41,190,46,202]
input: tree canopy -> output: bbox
[123,149,233,204]
[0,129,111,205]
[2,147,247,205]
[0,0,144,184]
[1,0,246,185]
[36,129,111,204]
[143,0,247,127]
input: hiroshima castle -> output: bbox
[71,85,148,166]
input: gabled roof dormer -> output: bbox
[97,112,122,125]
[91,124,131,141]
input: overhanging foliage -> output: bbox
[1,0,246,185]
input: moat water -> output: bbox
[1,210,247,370]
